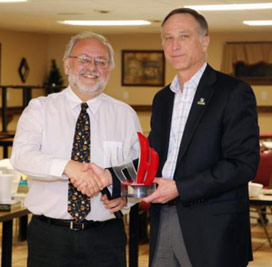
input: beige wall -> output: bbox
[1,29,272,136]
[0,29,48,106]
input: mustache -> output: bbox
[80,71,100,78]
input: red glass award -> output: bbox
[111,132,159,198]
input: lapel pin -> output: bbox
[197,98,206,105]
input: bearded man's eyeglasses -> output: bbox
[69,55,109,69]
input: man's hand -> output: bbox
[101,194,127,213]
[89,163,113,188]
[64,161,103,197]
[142,177,179,203]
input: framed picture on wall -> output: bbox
[122,50,165,86]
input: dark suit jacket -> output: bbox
[148,65,260,267]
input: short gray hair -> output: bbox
[161,8,209,38]
[63,32,115,69]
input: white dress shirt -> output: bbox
[162,63,207,179]
[11,86,142,221]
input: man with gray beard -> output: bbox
[11,32,141,267]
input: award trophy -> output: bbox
[111,132,159,198]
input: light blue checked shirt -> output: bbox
[162,63,207,179]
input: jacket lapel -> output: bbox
[157,88,175,173]
[176,65,217,164]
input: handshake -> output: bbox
[64,160,112,197]
[64,160,127,216]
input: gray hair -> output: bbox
[63,32,115,69]
[161,8,209,38]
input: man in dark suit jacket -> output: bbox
[142,8,260,267]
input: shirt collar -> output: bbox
[65,85,103,114]
[170,63,207,94]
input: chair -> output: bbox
[252,151,272,188]
[250,151,272,246]
[259,133,272,141]
[0,131,15,159]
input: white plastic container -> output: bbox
[0,174,14,204]
[248,182,263,197]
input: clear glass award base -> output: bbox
[121,182,156,198]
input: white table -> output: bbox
[250,192,272,246]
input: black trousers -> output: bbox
[27,215,127,267]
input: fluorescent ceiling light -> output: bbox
[0,0,27,2]
[243,20,272,26]
[58,20,151,26]
[185,3,272,11]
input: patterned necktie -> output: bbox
[68,102,91,222]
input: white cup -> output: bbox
[248,182,263,197]
[0,174,14,204]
